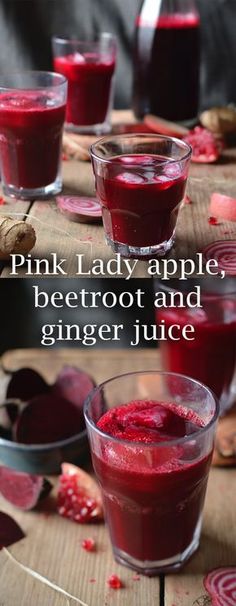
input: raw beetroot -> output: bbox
[204,567,236,606]
[202,240,236,276]
[0,402,19,440]
[15,394,84,445]
[209,193,236,222]
[0,511,25,549]
[0,365,95,447]
[52,365,94,417]
[57,462,103,523]
[0,466,52,510]
[183,126,224,163]
[6,368,49,401]
[56,196,102,223]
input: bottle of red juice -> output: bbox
[132,0,200,123]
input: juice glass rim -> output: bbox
[90,133,192,166]
[84,370,219,448]
[0,70,67,92]
[52,32,116,47]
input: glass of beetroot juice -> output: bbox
[52,33,116,134]
[90,134,191,258]
[0,72,67,200]
[157,278,236,415]
[84,371,218,575]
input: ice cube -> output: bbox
[164,163,181,179]
[116,172,145,184]
[73,52,86,64]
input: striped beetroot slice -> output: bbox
[204,567,236,606]
[56,196,102,222]
[202,240,236,275]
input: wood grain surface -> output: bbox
[1,111,236,278]
[0,349,235,606]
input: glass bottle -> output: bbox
[132,0,200,123]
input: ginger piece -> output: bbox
[0,216,36,260]
[212,405,236,467]
[200,106,236,135]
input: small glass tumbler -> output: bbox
[90,134,191,259]
[52,33,116,134]
[84,370,218,575]
[156,278,236,415]
[0,71,67,200]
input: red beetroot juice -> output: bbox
[94,154,187,249]
[54,54,115,127]
[133,12,200,121]
[93,400,211,564]
[0,92,66,189]
[158,307,236,402]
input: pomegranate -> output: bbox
[57,463,103,523]
[183,126,224,163]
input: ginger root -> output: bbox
[200,106,236,135]
[0,216,36,260]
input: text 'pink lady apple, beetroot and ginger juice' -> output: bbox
[157,280,236,414]
[52,34,116,133]
[84,371,218,575]
[0,72,67,199]
[133,0,200,121]
[91,134,191,259]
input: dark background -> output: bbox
[0,278,156,354]
[0,0,236,110]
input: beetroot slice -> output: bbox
[0,466,52,510]
[56,196,102,223]
[204,567,236,606]
[7,368,49,402]
[52,366,95,415]
[0,511,25,549]
[15,394,84,445]
[202,240,236,276]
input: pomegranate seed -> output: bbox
[184,195,192,205]
[82,538,96,552]
[0,197,5,205]
[208,216,219,225]
[107,574,123,589]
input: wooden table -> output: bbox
[1,111,236,278]
[0,349,235,606]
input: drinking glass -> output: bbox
[52,33,116,134]
[156,278,236,414]
[0,71,67,200]
[84,370,218,575]
[91,134,191,258]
